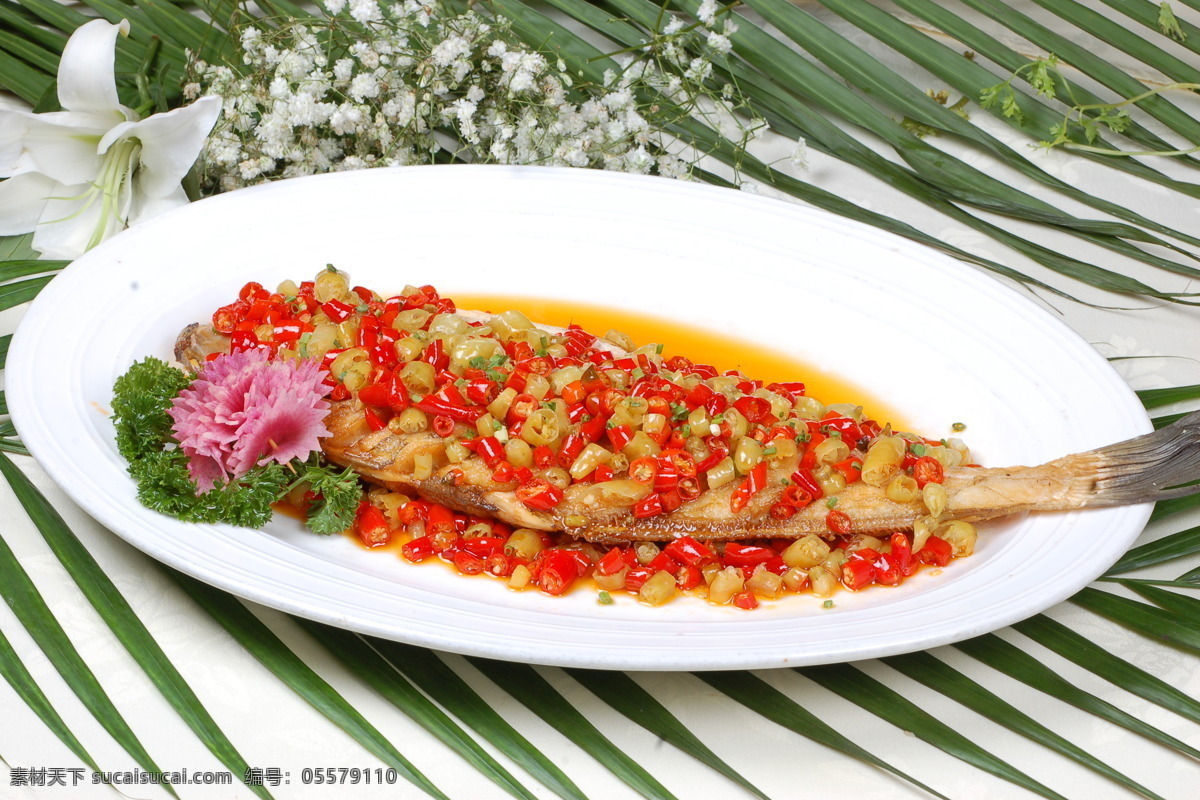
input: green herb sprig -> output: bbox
[111,358,362,535]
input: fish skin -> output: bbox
[175,320,1200,543]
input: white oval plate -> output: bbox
[8,166,1151,670]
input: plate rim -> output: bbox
[7,164,1154,670]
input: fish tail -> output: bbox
[1078,410,1200,507]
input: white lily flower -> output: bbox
[0,19,221,259]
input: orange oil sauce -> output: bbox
[453,294,908,429]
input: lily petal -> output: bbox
[129,184,189,226]
[100,96,221,198]
[0,172,58,234]
[57,18,132,117]
[0,111,30,174]
[16,112,114,184]
[31,182,115,260]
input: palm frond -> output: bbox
[166,570,452,800]
[886,647,1169,798]
[0,452,272,799]
[0,627,103,775]
[800,663,1068,800]
[293,620,540,800]
[465,657,680,800]
[697,670,949,799]
[0,518,178,795]
[367,640,589,800]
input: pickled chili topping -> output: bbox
[355,495,965,605]
[213,270,971,517]
[213,268,979,608]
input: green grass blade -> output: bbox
[292,620,539,800]
[581,0,1087,296]
[959,0,1200,144]
[564,669,770,800]
[0,29,60,74]
[1071,586,1200,653]
[0,48,53,103]
[1152,411,1191,429]
[1121,580,1200,622]
[1096,0,1200,55]
[0,2,69,51]
[1151,492,1200,521]
[1106,525,1200,574]
[465,657,677,800]
[665,0,1196,296]
[889,0,1200,166]
[167,571,449,800]
[685,120,1176,298]
[1031,0,1200,87]
[739,0,1200,280]
[8,0,143,77]
[800,664,1068,800]
[0,453,272,799]
[0,439,29,455]
[0,260,67,282]
[817,0,1200,242]
[954,633,1200,759]
[6,0,90,33]
[0,520,174,792]
[0,276,54,311]
[1108,576,1200,588]
[0,234,37,261]
[1138,384,1200,408]
[0,626,103,774]
[136,0,229,66]
[367,641,588,800]
[696,670,949,799]
[886,649,1167,798]
[69,0,188,68]
[519,0,1190,297]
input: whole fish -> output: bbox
[175,313,1200,546]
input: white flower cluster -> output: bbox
[186,0,759,191]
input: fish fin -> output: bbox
[1080,410,1200,506]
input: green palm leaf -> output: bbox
[292,620,540,800]
[367,641,588,800]
[737,0,1200,288]
[885,648,1167,798]
[1014,614,1200,725]
[166,571,450,800]
[0,523,176,795]
[819,0,1200,206]
[465,657,679,800]
[563,669,770,800]
[1106,525,1200,574]
[0,452,272,799]
[953,633,1200,758]
[800,664,1068,800]
[0,627,103,775]
[3,0,1200,796]
[959,0,1200,143]
[697,670,948,799]
[1071,586,1200,653]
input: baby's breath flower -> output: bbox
[791,137,809,170]
[190,0,762,192]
